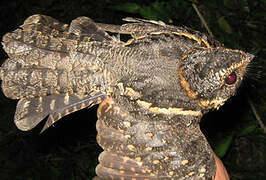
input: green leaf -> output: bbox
[239,124,258,136]
[214,135,233,158]
[111,3,141,13]
[139,7,159,20]
[141,2,169,21]
[218,16,233,34]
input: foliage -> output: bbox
[111,0,191,23]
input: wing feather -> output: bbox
[69,16,112,41]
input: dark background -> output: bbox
[0,0,265,179]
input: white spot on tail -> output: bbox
[50,99,56,110]
[64,93,70,104]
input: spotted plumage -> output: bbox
[0,15,253,179]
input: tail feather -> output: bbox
[1,63,106,99]
[14,93,105,132]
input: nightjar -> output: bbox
[0,15,254,179]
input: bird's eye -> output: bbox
[225,71,237,85]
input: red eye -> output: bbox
[225,72,237,85]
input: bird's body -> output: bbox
[0,15,253,179]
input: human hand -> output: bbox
[213,152,230,180]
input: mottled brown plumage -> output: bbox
[0,15,253,179]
